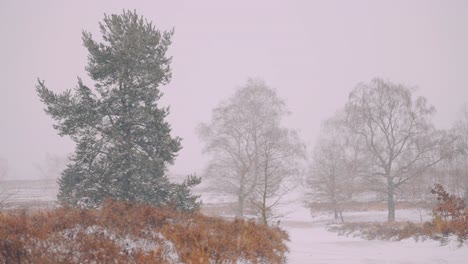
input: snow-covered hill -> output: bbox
[1,179,466,263]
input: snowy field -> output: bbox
[282,206,467,264]
[1,179,467,263]
[0,178,58,208]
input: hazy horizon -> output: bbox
[1,0,468,180]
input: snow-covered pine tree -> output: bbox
[36,10,200,211]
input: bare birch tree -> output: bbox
[307,115,365,222]
[199,79,304,220]
[441,105,468,197]
[250,127,305,224]
[344,78,452,221]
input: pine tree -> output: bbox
[36,10,200,211]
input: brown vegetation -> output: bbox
[0,200,289,263]
[327,185,468,246]
[430,184,468,241]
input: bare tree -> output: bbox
[344,78,452,221]
[199,79,304,220]
[34,153,69,180]
[250,127,305,225]
[438,105,468,197]
[307,115,364,222]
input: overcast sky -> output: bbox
[1,0,467,180]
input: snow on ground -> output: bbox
[307,208,432,224]
[280,202,467,264]
[0,178,58,208]
[1,179,467,263]
[285,224,467,264]
[196,184,468,263]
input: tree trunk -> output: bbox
[236,195,244,218]
[261,208,268,225]
[387,186,396,222]
[261,187,268,225]
[332,199,339,220]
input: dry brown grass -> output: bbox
[0,200,289,263]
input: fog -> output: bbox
[1,0,468,180]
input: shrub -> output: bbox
[0,200,288,263]
[430,184,468,242]
[327,221,429,242]
[163,217,288,263]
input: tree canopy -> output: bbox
[344,78,451,221]
[37,10,199,211]
[199,79,304,221]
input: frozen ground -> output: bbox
[281,205,467,264]
[0,178,57,208]
[1,179,467,263]
[196,185,468,263]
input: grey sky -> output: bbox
[1,0,467,179]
